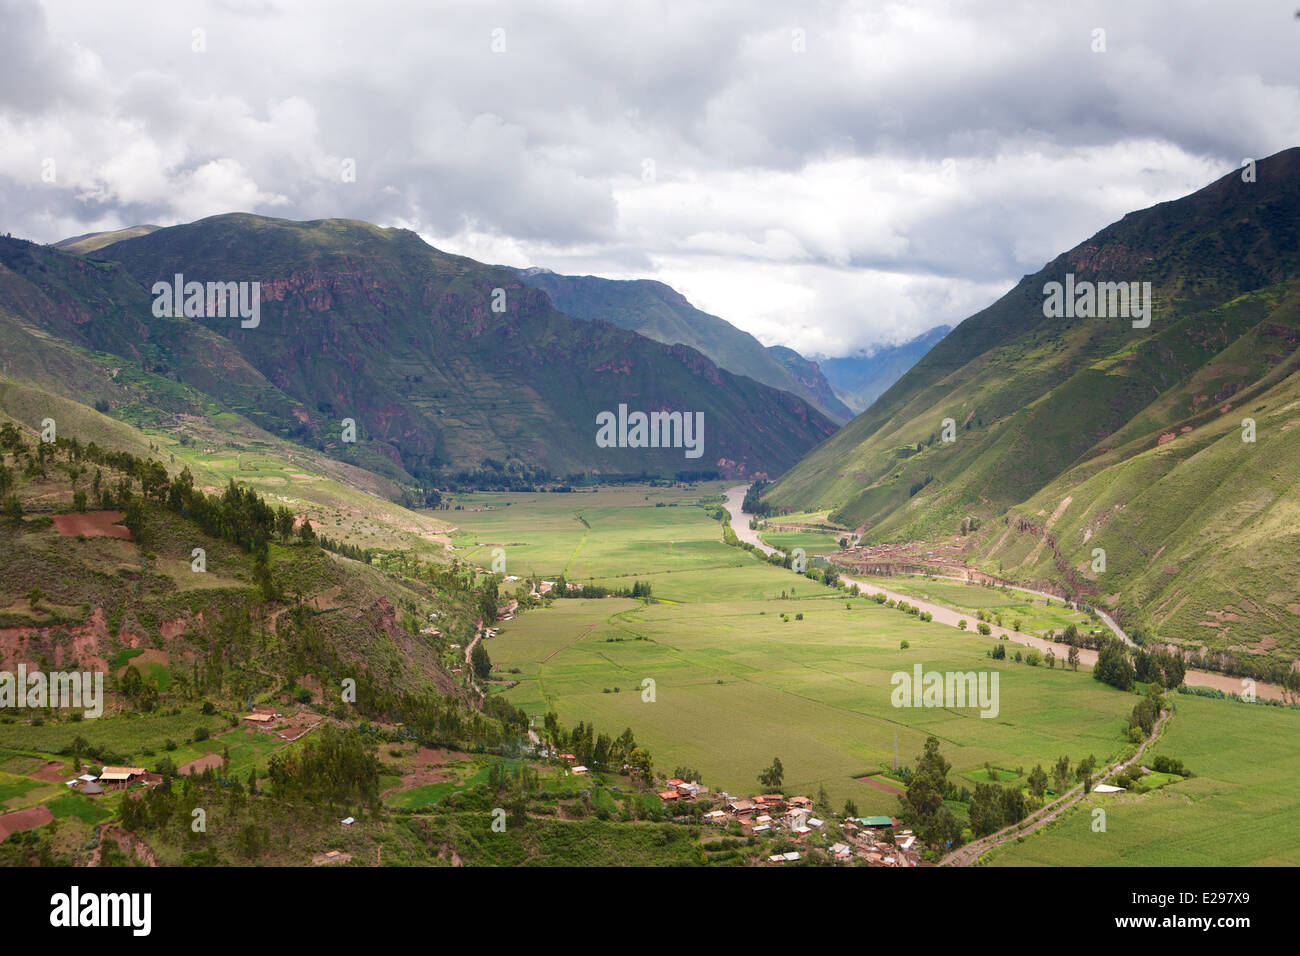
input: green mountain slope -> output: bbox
[511,268,852,421]
[763,146,1300,665]
[51,225,161,255]
[90,216,836,481]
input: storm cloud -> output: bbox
[3,0,1298,356]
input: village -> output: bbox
[660,773,923,866]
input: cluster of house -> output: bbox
[689,788,925,866]
[64,765,154,797]
[657,777,709,801]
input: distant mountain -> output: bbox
[51,224,161,255]
[59,215,835,482]
[763,146,1300,666]
[510,269,852,422]
[764,346,852,421]
[816,326,951,413]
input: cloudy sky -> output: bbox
[3,1,1299,358]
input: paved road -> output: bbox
[723,485,1288,702]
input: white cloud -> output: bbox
[3,0,1297,356]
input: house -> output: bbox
[341,817,356,827]
[657,790,681,801]
[559,753,576,762]
[782,851,800,862]
[243,712,278,724]
[99,766,146,788]
[831,842,853,860]
[807,817,825,829]
[666,778,686,788]
[702,810,727,824]
[788,796,812,809]
[752,824,772,834]
[784,807,810,829]
[857,815,895,828]
[82,782,104,797]
[571,765,589,775]
[726,798,757,814]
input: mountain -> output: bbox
[69,215,835,482]
[510,268,852,422]
[762,147,1300,666]
[51,224,161,255]
[816,325,951,413]
[765,345,852,421]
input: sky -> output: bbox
[2,0,1298,358]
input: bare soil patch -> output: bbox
[856,775,906,795]
[0,805,53,841]
[30,761,68,783]
[52,511,130,538]
[178,752,224,776]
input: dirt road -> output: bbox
[941,709,1169,866]
[723,485,1288,702]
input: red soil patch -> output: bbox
[385,747,462,794]
[855,775,906,795]
[0,805,53,841]
[30,761,68,783]
[178,752,225,776]
[52,511,131,539]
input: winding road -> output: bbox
[723,485,1288,702]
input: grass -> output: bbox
[986,692,1300,865]
[46,792,112,825]
[855,575,1093,636]
[454,485,1135,815]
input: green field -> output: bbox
[856,575,1094,636]
[453,484,1300,863]
[456,486,1136,815]
[987,692,1300,865]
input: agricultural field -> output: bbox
[854,575,1094,636]
[445,483,734,582]
[985,692,1300,866]
[455,486,1138,813]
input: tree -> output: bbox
[900,736,951,842]
[27,586,42,611]
[1093,639,1135,690]
[470,641,492,682]
[1068,645,1080,671]
[3,495,22,523]
[758,757,785,790]
[122,498,146,545]
[1028,764,1048,801]
[297,518,316,544]
[275,506,295,544]
[628,746,654,787]
[844,798,858,819]
[957,619,968,631]
[1052,756,1071,794]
